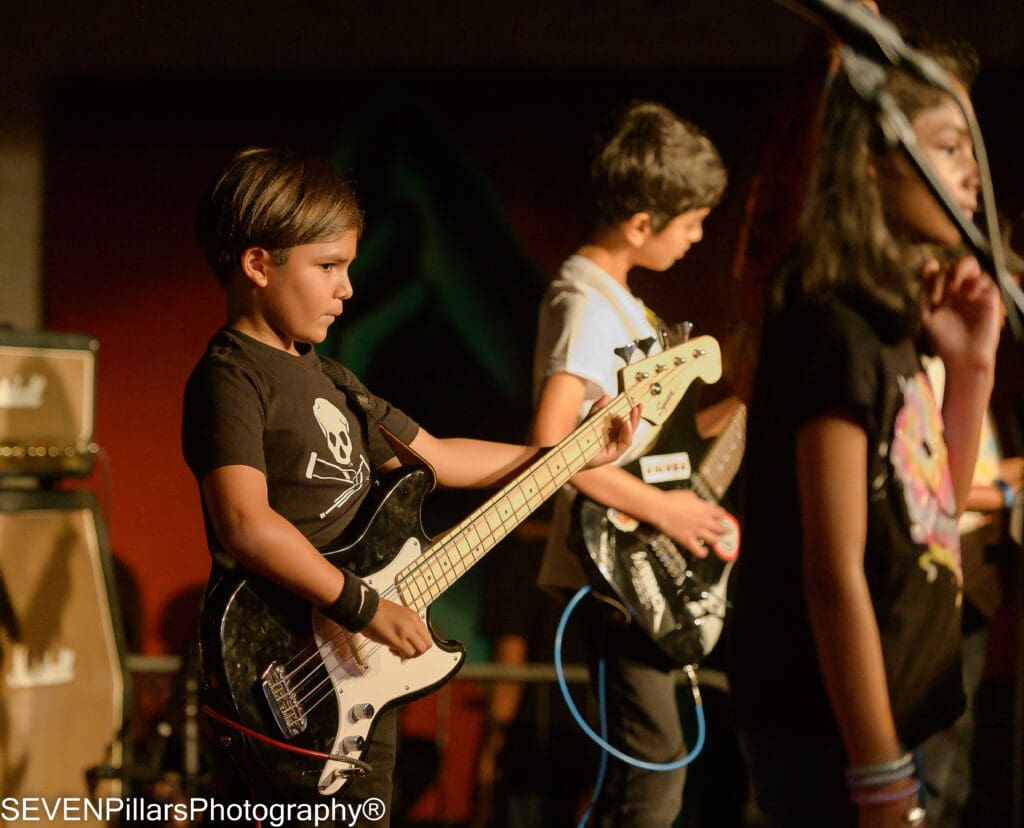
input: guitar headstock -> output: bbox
[618,335,722,427]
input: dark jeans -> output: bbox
[580,600,687,828]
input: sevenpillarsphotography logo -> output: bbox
[0,797,386,826]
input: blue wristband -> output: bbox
[994,479,1015,511]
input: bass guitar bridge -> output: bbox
[261,661,308,738]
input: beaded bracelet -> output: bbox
[322,569,380,633]
[844,751,915,789]
[846,763,915,788]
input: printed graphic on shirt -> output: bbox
[305,397,370,519]
[890,372,961,584]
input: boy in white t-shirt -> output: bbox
[529,100,728,827]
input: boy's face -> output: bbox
[636,207,710,272]
[258,231,357,352]
[876,91,979,247]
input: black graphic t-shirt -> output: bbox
[182,328,419,566]
[727,298,964,749]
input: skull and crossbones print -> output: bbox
[305,397,370,518]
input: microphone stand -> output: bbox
[839,47,1024,344]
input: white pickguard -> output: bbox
[313,536,464,795]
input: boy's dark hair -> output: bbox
[195,147,365,285]
[586,100,727,234]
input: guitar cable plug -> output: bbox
[683,664,703,708]
[201,704,373,777]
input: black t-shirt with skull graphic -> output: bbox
[182,328,419,568]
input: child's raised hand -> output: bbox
[362,598,432,658]
[581,396,642,469]
[921,256,1002,373]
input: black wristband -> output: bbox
[322,569,380,633]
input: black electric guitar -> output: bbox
[199,336,721,799]
[574,389,746,668]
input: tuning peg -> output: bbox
[613,343,637,365]
[658,328,672,349]
[674,321,694,343]
[635,336,657,356]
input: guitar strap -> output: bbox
[317,356,436,478]
[317,356,375,416]
[317,354,379,448]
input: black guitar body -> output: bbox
[574,388,742,667]
[200,467,465,801]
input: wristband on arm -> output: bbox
[322,569,380,632]
[994,478,1015,510]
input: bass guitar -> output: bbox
[200,336,722,799]
[574,392,746,667]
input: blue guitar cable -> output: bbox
[554,584,706,827]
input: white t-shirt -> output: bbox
[532,254,663,591]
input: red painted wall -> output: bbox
[45,137,226,654]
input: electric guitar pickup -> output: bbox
[199,336,722,799]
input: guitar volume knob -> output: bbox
[342,736,366,753]
[349,703,375,722]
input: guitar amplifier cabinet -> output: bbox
[0,490,129,819]
[0,329,98,478]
